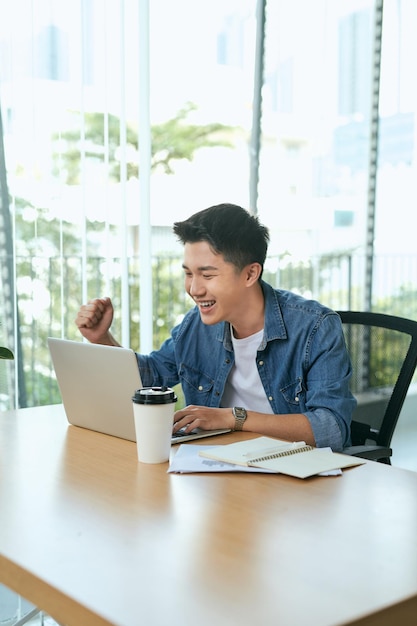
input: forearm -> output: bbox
[242,411,316,446]
[99,331,121,347]
[78,327,121,347]
[174,405,316,446]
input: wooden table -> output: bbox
[1,404,417,626]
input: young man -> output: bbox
[75,203,356,451]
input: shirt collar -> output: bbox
[218,280,287,351]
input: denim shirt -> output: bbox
[137,281,356,451]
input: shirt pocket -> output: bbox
[280,377,305,410]
[179,363,215,404]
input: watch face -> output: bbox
[233,407,247,431]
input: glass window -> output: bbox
[0,0,416,410]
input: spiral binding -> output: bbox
[249,445,313,463]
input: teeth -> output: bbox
[200,301,214,308]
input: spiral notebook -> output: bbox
[198,436,366,479]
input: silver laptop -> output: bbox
[48,337,230,443]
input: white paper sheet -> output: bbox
[168,444,342,476]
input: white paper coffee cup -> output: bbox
[132,387,177,463]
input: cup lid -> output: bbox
[132,386,177,405]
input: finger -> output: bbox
[173,410,187,424]
[173,414,197,433]
[76,307,102,328]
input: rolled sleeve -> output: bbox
[302,313,356,451]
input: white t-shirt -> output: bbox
[221,326,273,413]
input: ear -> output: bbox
[244,263,262,286]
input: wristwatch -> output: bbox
[232,406,248,431]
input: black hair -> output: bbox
[173,203,269,274]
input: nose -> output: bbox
[188,275,205,297]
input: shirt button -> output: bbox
[258,360,264,366]
[295,396,299,403]
[268,396,273,401]
[198,385,203,391]
[225,358,231,364]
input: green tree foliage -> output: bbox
[53,102,235,184]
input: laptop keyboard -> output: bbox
[172,428,197,439]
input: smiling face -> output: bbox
[182,241,264,335]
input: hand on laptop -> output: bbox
[75,297,120,346]
[173,405,235,435]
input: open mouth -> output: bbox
[196,300,216,312]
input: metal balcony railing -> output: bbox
[1,252,417,410]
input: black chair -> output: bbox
[337,311,417,464]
